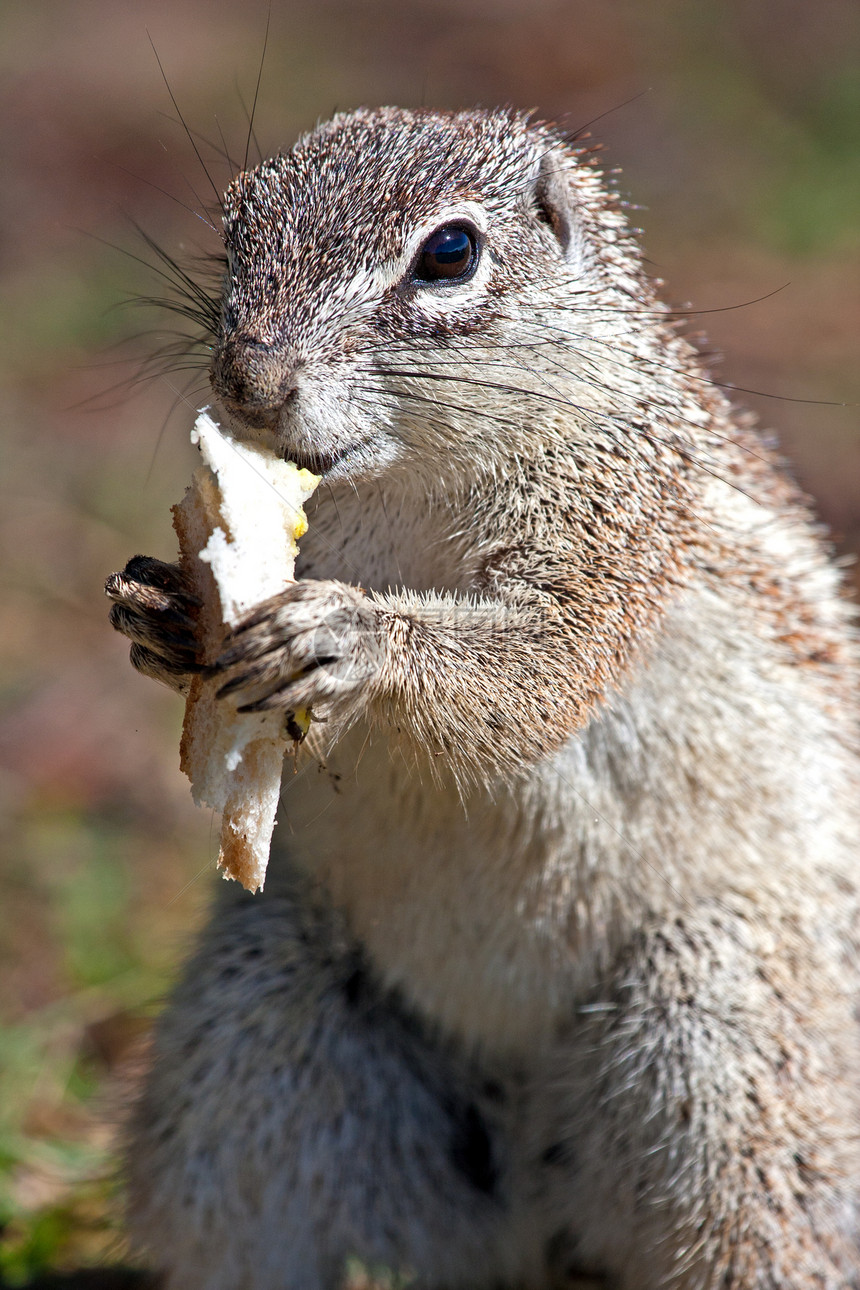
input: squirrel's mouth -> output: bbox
[283,431,399,482]
[213,401,370,479]
[284,442,359,477]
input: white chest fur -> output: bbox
[274,729,582,1053]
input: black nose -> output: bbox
[210,336,298,429]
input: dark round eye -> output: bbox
[413,225,478,283]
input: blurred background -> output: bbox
[1,0,858,1279]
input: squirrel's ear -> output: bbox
[533,151,574,257]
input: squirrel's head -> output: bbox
[209,107,649,483]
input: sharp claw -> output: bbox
[236,695,279,714]
[216,662,280,699]
[218,652,323,703]
[214,647,244,671]
[230,613,269,638]
[174,639,204,660]
[216,674,247,699]
[216,638,275,669]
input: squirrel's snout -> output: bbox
[211,336,299,431]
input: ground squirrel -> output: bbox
[106,107,860,1288]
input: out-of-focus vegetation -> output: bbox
[0,0,858,1280]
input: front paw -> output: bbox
[105,555,203,692]
[215,580,384,723]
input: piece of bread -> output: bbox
[172,410,320,892]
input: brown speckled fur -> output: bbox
[107,108,860,1288]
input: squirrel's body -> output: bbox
[109,108,860,1287]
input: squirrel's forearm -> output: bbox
[369,585,601,782]
[365,505,677,783]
